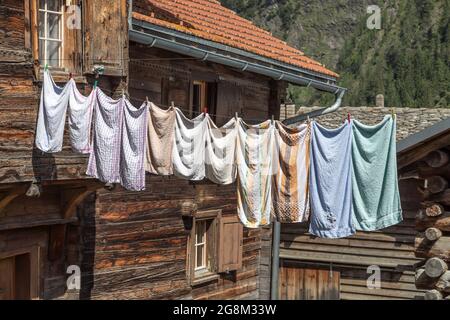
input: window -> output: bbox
[194,220,210,273]
[188,210,220,284]
[38,0,64,68]
[192,81,207,113]
[191,81,217,119]
[187,210,243,286]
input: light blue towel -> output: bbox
[309,121,355,238]
[351,116,402,231]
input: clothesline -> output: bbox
[98,86,270,123]
[35,70,403,239]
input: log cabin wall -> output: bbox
[399,140,450,300]
[128,44,284,124]
[0,1,282,299]
[278,119,450,300]
[68,42,283,300]
[0,0,128,185]
[279,177,425,300]
[74,176,269,300]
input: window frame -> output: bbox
[38,0,64,69]
[187,209,222,286]
[192,80,207,115]
[29,0,85,81]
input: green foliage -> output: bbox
[339,0,450,108]
[220,0,450,108]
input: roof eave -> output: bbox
[130,18,343,93]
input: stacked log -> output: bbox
[414,149,450,300]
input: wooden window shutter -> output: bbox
[217,215,243,273]
[83,0,128,76]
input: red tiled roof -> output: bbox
[133,0,339,78]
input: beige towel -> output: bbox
[272,121,311,223]
[145,103,176,175]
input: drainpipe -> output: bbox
[282,88,346,125]
[270,221,281,300]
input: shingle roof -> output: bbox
[132,0,339,78]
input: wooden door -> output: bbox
[0,257,15,300]
[279,266,340,300]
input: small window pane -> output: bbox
[38,11,45,37]
[196,245,204,268]
[47,14,60,39]
[39,0,46,10]
[47,0,62,12]
[47,41,60,67]
[196,221,205,243]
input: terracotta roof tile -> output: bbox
[133,0,338,78]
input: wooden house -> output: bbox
[277,115,450,300]
[0,0,340,300]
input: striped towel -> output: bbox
[272,121,311,223]
[145,103,176,175]
[35,70,72,153]
[236,118,275,228]
[172,109,207,181]
[205,115,237,185]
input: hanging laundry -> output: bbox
[272,121,311,223]
[205,116,237,185]
[68,84,95,154]
[172,109,207,181]
[86,89,123,185]
[120,99,148,191]
[351,115,402,231]
[236,119,275,228]
[145,103,176,175]
[35,70,72,153]
[309,121,355,238]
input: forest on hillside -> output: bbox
[221,0,450,108]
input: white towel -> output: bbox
[86,89,123,184]
[236,119,275,228]
[172,109,207,181]
[68,85,95,154]
[120,99,148,191]
[35,70,72,153]
[205,115,237,185]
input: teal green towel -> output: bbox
[351,115,402,231]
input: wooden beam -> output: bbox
[425,257,448,278]
[416,212,450,232]
[0,185,28,216]
[62,186,99,219]
[398,134,450,169]
[0,217,77,231]
[30,0,39,76]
